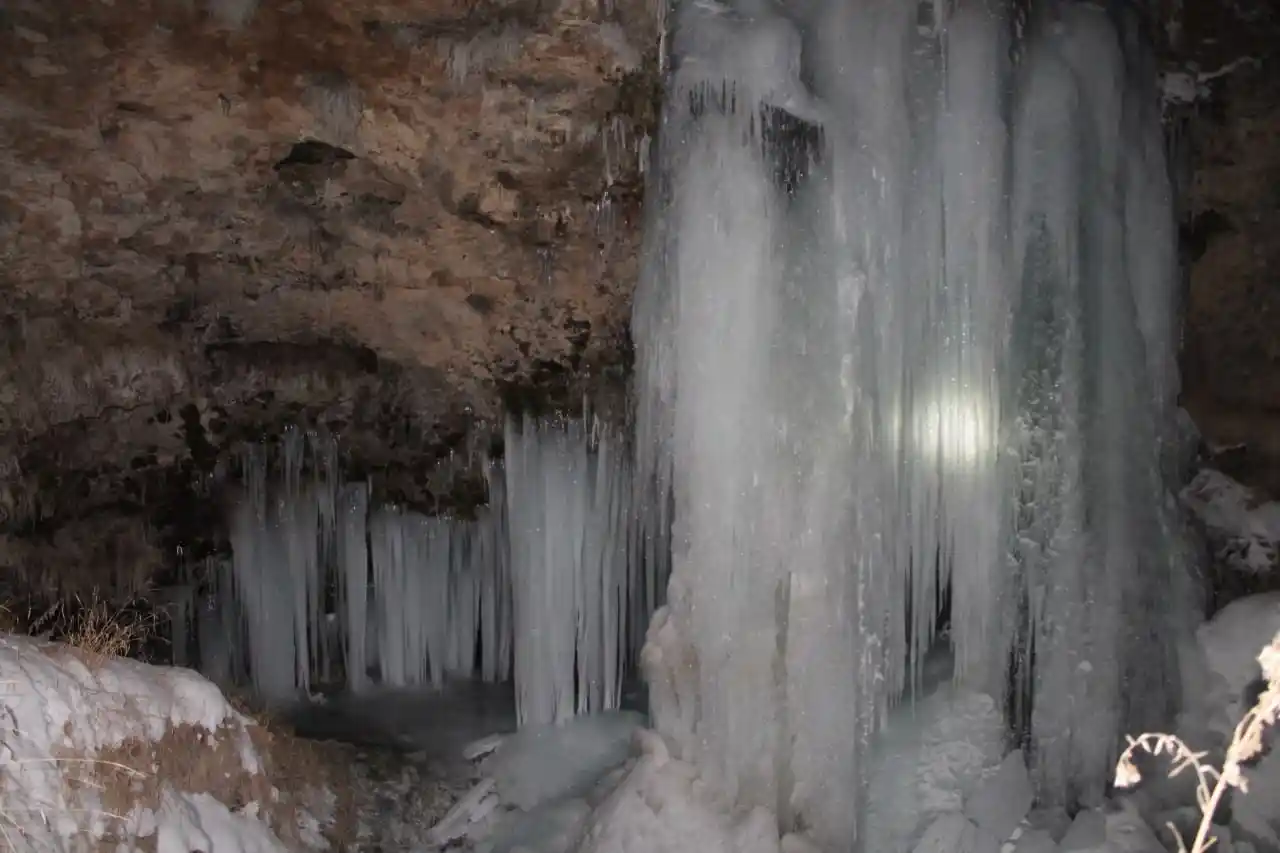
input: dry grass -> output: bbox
[60,596,159,660]
[5,592,160,661]
[44,711,360,851]
[1116,630,1280,853]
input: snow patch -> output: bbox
[0,634,316,852]
[153,791,288,853]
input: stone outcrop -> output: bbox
[0,0,657,588]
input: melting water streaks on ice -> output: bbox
[632,0,1198,848]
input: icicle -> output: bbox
[311,430,341,683]
[162,584,194,668]
[229,443,308,705]
[476,461,510,683]
[448,522,481,677]
[339,483,370,692]
[199,559,238,689]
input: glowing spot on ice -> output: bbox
[910,391,993,469]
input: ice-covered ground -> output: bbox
[0,633,337,852]
[280,678,652,852]
[286,681,519,758]
[572,593,1280,853]
[6,587,1279,853]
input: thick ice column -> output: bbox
[1003,3,1199,807]
[636,0,830,828]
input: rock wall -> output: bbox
[0,0,657,591]
[1174,0,1280,497]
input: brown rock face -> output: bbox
[0,0,657,588]
[1173,0,1280,495]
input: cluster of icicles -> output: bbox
[627,0,1201,848]
[197,416,662,729]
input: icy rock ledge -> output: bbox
[0,633,335,852]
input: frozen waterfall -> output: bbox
[632,0,1199,848]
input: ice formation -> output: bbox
[227,433,331,704]
[504,415,635,727]
[632,0,1198,847]
[338,483,370,691]
[217,418,646,727]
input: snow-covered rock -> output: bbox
[0,633,331,852]
[1179,592,1280,746]
[1181,469,1280,574]
[965,750,1034,842]
[1166,595,1280,849]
